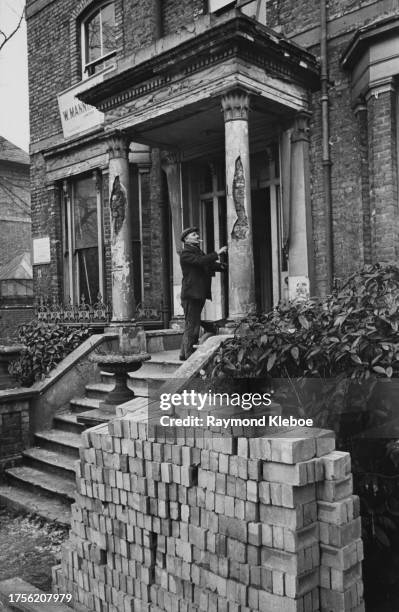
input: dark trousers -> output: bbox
[180,298,205,360]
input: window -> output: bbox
[62,173,104,304]
[82,2,116,77]
[0,280,33,299]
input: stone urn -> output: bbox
[90,352,151,409]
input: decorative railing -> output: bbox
[36,295,112,324]
[35,296,163,324]
[135,303,162,321]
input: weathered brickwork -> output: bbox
[161,0,206,35]
[122,0,158,55]
[0,400,30,471]
[367,88,399,263]
[267,0,399,291]
[0,307,35,342]
[53,422,364,611]
[27,0,399,304]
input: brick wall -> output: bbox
[53,419,364,611]
[367,88,399,263]
[0,400,30,471]
[0,307,35,343]
[27,0,399,303]
[266,0,399,291]
[161,0,206,35]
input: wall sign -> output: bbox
[57,69,113,139]
[33,237,51,265]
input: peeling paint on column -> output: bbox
[231,156,249,240]
[110,176,126,238]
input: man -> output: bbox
[179,227,227,361]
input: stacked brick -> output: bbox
[53,418,364,612]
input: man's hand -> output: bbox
[217,246,228,255]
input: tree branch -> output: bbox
[0,6,25,52]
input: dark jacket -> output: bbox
[180,244,223,301]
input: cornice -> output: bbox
[341,14,399,69]
[78,15,320,113]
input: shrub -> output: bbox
[212,263,399,381]
[9,321,90,387]
[210,263,399,430]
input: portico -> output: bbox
[79,11,319,323]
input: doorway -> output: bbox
[252,187,273,313]
[200,195,228,320]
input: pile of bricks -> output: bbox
[53,416,364,612]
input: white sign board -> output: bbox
[57,69,113,139]
[33,237,51,265]
[209,0,260,13]
[209,0,236,12]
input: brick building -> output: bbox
[0,137,33,339]
[26,0,399,325]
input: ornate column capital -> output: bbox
[221,89,250,122]
[107,132,130,160]
[160,150,180,170]
[365,76,395,103]
[291,111,311,143]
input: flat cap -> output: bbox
[181,226,199,242]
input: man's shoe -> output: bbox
[179,355,186,361]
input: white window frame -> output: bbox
[81,1,116,78]
[61,173,104,305]
[209,0,267,23]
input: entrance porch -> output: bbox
[78,11,319,324]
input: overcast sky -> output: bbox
[0,0,29,152]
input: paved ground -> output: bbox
[0,507,68,593]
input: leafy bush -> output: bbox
[211,262,399,382]
[9,321,90,387]
[209,263,399,433]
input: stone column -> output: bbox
[366,78,398,263]
[107,133,136,322]
[288,112,313,300]
[221,90,255,318]
[161,151,184,319]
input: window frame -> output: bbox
[61,172,105,305]
[80,1,116,78]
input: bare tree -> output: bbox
[0,2,25,52]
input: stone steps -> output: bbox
[1,334,183,526]
[69,396,102,412]
[0,485,72,526]
[53,412,86,435]
[5,465,76,503]
[33,430,82,458]
[22,447,76,481]
[85,381,114,399]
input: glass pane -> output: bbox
[78,247,99,304]
[86,11,101,63]
[102,3,116,56]
[73,177,98,250]
[204,200,215,252]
